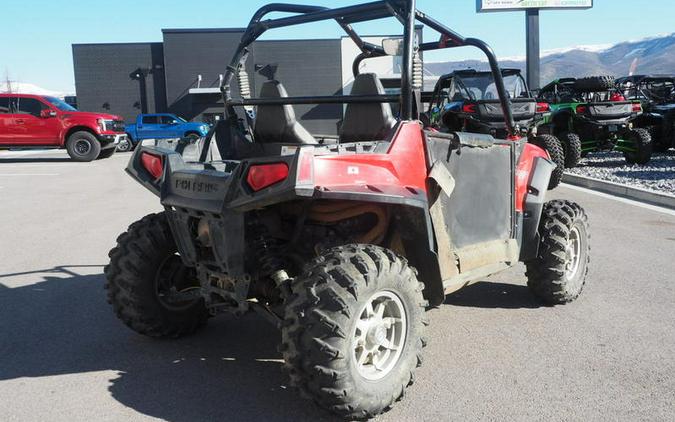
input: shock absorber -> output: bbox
[249,231,291,302]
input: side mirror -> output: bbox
[40,109,57,118]
[382,38,404,56]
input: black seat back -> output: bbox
[254,80,317,144]
[340,73,396,142]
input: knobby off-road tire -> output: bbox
[105,212,208,338]
[648,125,669,153]
[97,148,116,159]
[533,134,565,190]
[558,132,582,168]
[525,200,590,305]
[574,75,615,92]
[623,127,652,165]
[66,131,101,162]
[281,244,428,420]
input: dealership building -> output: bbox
[72,28,419,136]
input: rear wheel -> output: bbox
[525,200,590,304]
[648,126,669,152]
[282,244,427,419]
[105,212,208,337]
[533,134,565,189]
[623,128,652,164]
[558,132,582,167]
[66,131,101,162]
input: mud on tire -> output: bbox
[533,134,565,189]
[281,244,428,419]
[105,212,208,338]
[525,200,590,305]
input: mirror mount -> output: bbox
[40,109,57,118]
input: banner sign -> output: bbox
[477,0,593,12]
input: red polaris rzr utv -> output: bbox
[105,1,590,419]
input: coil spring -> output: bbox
[412,52,423,90]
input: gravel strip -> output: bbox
[565,151,675,195]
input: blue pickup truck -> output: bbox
[119,114,210,152]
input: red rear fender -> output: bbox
[312,122,428,193]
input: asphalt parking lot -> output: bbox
[1,149,674,422]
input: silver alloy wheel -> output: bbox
[117,138,131,152]
[565,226,582,280]
[351,290,407,381]
[74,139,91,155]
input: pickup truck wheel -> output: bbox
[116,137,132,152]
[66,131,101,162]
[104,212,208,338]
[525,200,590,305]
[281,244,428,419]
[97,148,116,159]
[533,134,564,190]
[185,132,200,142]
[623,128,652,164]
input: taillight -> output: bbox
[140,152,164,180]
[462,103,477,113]
[576,105,587,114]
[246,163,289,191]
[632,103,642,112]
[536,102,550,113]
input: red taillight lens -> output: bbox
[632,103,642,112]
[536,102,550,113]
[462,103,477,113]
[140,152,164,180]
[576,105,587,114]
[246,163,289,191]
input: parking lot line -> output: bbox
[561,183,675,217]
[0,173,60,176]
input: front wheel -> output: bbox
[282,244,428,419]
[533,134,565,190]
[623,128,652,164]
[116,136,132,152]
[97,148,116,159]
[525,200,590,304]
[66,131,101,162]
[105,212,208,337]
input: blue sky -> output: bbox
[1,0,673,93]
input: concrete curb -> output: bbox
[562,173,675,210]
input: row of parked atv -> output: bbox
[426,70,675,188]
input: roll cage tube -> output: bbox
[210,0,517,161]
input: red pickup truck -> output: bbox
[0,93,127,161]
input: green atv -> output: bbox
[537,76,652,166]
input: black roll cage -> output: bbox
[433,69,531,103]
[215,0,517,142]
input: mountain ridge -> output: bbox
[426,33,675,85]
